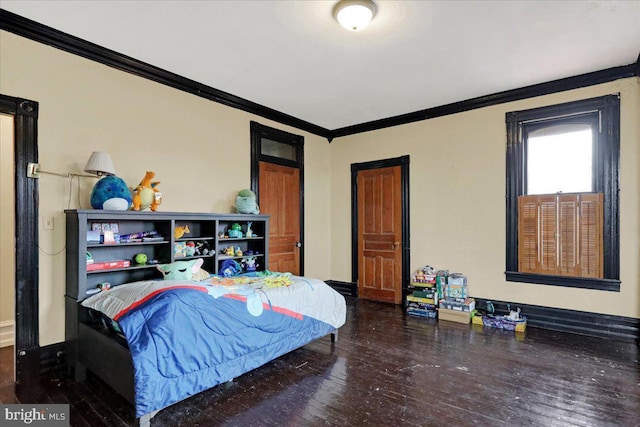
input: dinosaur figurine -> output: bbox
[132,171,162,211]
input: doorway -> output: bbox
[0,95,40,388]
[1,113,16,388]
[250,121,304,276]
[351,156,410,304]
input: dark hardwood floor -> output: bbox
[1,298,639,426]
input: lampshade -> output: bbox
[333,0,376,31]
[84,151,116,176]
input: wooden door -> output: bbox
[259,161,301,274]
[357,166,403,304]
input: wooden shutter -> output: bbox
[558,195,578,276]
[518,198,538,273]
[538,196,558,274]
[518,193,603,278]
[578,193,603,277]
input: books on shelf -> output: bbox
[87,260,131,271]
[119,238,143,243]
[87,233,165,245]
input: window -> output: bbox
[526,123,593,194]
[260,137,297,161]
[505,95,620,291]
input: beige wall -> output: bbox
[0,113,16,347]
[331,77,640,319]
[1,29,638,347]
[0,31,332,346]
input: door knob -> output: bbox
[295,242,302,248]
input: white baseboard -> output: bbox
[0,320,14,348]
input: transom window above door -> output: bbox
[260,138,297,162]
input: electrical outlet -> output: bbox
[44,217,54,230]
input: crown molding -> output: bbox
[2,9,638,143]
[331,62,638,139]
[0,9,332,139]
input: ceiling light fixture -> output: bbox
[333,0,376,32]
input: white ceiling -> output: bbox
[2,0,639,131]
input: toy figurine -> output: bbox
[245,222,253,238]
[228,223,243,238]
[175,225,190,239]
[194,241,211,256]
[132,171,162,211]
[235,247,243,257]
[243,256,258,272]
[184,241,196,257]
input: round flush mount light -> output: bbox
[333,0,377,31]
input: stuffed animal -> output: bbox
[228,223,243,238]
[235,189,259,214]
[174,225,190,239]
[219,259,243,277]
[184,241,196,257]
[132,171,162,211]
[156,258,203,281]
[194,241,211,256]
[90,175,132,210]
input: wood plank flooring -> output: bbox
[1,298,639,426]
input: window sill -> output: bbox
[505,271,620,292]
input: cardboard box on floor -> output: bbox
[438,307,471,324]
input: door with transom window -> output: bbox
[250,122,304,276]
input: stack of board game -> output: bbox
[439,273,475,324]
[406,267,439,318]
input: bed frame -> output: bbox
[64,210,341,425]
[64,209,340,426]
[66,296,338,426]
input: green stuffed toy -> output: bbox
[236,189,259,214]
[156,258,204,281]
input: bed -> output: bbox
[69,272,346,426]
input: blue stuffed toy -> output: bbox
[219,259,243,277]
[90,175,132,210]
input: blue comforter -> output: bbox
[104,277,345,417]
